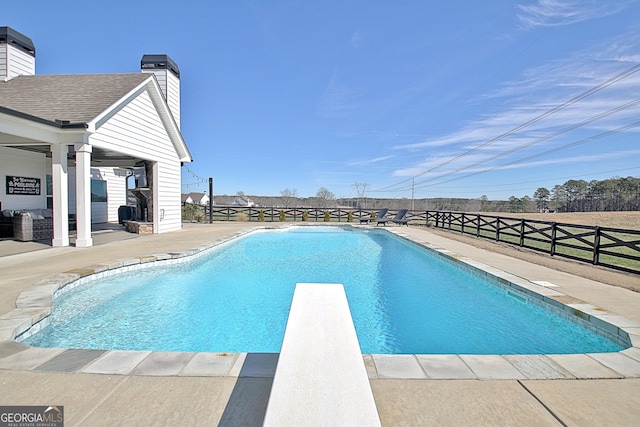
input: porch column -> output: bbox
[75,142,93,247]
[51,144,69,247]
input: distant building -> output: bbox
[182,192,210,206]
[232,196,255,207]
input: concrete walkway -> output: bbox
[0,223,639,426]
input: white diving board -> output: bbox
[263,283,381,427]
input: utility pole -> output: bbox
[352,182,369,208]
[411,178,415,211]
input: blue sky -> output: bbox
[4,0,640,200]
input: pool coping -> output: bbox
[1,224,639,381]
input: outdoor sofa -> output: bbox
[0,208,53,241]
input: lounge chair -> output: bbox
[360,208,388,224]
[391,209,410,226]
[377,209,409,226]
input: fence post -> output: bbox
[447,212,452,230]
[519,219,525,247]
[593,226,601,265]
[476,214,481,237]
[550,222,557,256]
[495,217,501,241]
[209,178,213,224]
[461,213,466,234]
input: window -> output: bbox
[91,179,107,202]
[46,174,53,209]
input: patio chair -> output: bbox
[377,209,408,226]
[360,208,388,224]
[391,209,410,226]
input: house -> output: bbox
[232,196,255,207]
[0,26,192,247]
[181,192,210,206]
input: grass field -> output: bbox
[431,211,640,274]
[425,212,640,291]
[489,211,640,230]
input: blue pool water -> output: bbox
[23,226,623,354]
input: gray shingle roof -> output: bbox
[0,73,151,124]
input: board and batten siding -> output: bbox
[0,44,35,79]
[89,90,183,233]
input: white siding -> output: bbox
[0,44,35,79]
[99,167,127,222]
[166,72,180,129]
[66,167,125,223]
[90,90,183,233]
[0,146,47,210]
[0,45,6,79]
[142,69,180,129]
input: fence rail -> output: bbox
[184,205,640,275]
[425,211,640,275]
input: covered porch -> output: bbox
[0,118,158,248]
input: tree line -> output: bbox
[531,176,640,213]
[210,176,638,213]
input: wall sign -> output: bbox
[6,176,41,195]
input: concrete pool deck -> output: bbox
[0,222,639,425]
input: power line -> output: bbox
[415,166,640,195]
[392,97,640,192]
[373,61,640,193]
[426,166,640,190]
[411,120,640,192]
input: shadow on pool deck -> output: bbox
[218,354,278,426]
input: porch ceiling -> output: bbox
[1,144,145,168]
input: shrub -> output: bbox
[347,211,353,222]
[302,211,309,222]
[236,212,248,222]
[182,204,204,222]
[258,210,265,222]
[279,210,286,222]
[324,211,331,222]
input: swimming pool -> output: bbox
[22,226,624,354]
